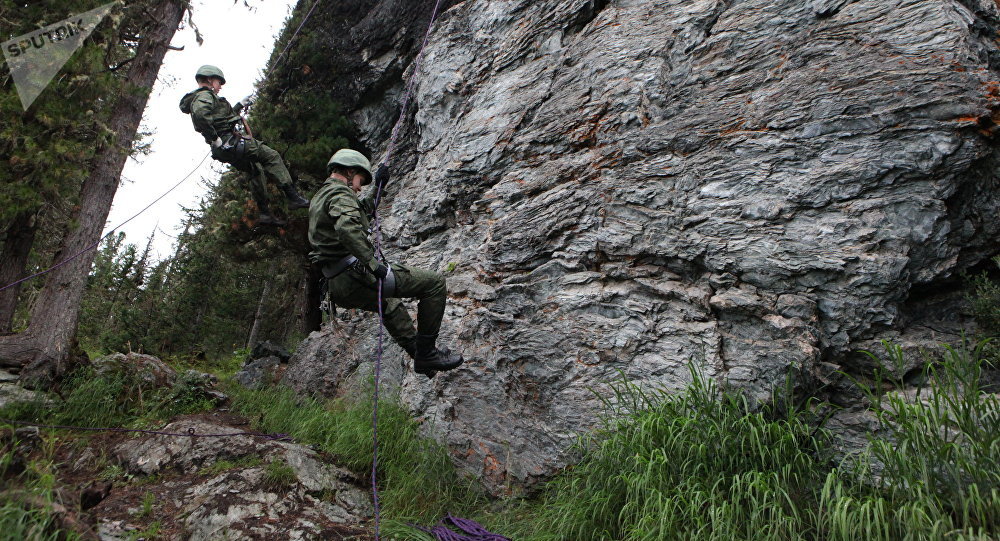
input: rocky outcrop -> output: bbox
[94,353,176,389]
[235,341,294,389]
[279,0,1000,491]
[108,419,371,540]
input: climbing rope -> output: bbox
[0,152,211,294]
[0,0,324,294]
[0,418,292,441]
[366,1,509,540]
[368,1,446,538]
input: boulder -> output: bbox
[0,369,51,409]
[235,356,282,390]
[111,419,371,539]
[93,353,176,389]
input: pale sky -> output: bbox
[105,0,298,259]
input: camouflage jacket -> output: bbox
[308,178,380,273]
[178,87,241,143]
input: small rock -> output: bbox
[235,356,281,389]
[81,480,113,510]
[72,447,97,472]
[251,341,291,363]
[0,382,51,410]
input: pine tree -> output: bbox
[0,0,187,385]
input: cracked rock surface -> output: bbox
[109,419,370,540]
[279,0,1000,492]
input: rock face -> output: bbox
[111,419,371,539]
[279,0,1000,491]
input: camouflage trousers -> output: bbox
[327,263,447,351]
[212,137,293,207]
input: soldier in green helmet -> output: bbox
[179,65,309,226]
[309,149,464,377]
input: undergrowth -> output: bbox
[0,365,216,429]
[0,432,80,540]
[225,383,484,537]
[493,342,1000,541]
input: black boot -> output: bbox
[281,185,310,210]
[256,202,286,227]
[413,334,463,377]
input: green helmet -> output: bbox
[327,149,372,179]
[195,65,225,84]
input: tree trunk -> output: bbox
[303,264,323,333]
[0,211,39,334]
[246,278,271,349]
[0,0,186,385]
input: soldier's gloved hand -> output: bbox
[373,164,390,190]
[211,137,224,149]
[372,263,389,280]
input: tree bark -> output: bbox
[0,211,39,334]
[303,263,323,333]
[0,0,187,385]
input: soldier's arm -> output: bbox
[328,192,379,272]
[359,188,377,215]
[189,94,219,143]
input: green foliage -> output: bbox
[969,256,1000,339]
[496,348,1000,541]
[263,458,296,489]
[129,521,160,541]
[251,90,351,181]
[0,364,214,429]
[136,491,155,518]
[77,193,306,360]
[226,383,484,534]
[861,341,1000,535]
[202,455,262,477]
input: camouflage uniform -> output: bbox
[179,87,293,208]
[308,178,446,351]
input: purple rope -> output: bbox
[369,2,446,540]
[271,0,322,69]
[0,152,211,294]
[412,516,512,541]
[0,418,292,441]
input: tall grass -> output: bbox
[225,383,484,536]
[862,341,1000,537]
[0,365,217,429]
[0,431,81,540]
[502,345,1000,541]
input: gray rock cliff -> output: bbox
[280,0,1000,491]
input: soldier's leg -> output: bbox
[389,265,446,337]
[328,274,418,355]
[246,164,270,209]
[243,138,292,188]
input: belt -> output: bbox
[321,255,397,297]
[321,255,358,279]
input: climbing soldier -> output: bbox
[179,65,309,225]
[309,149,464,377]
